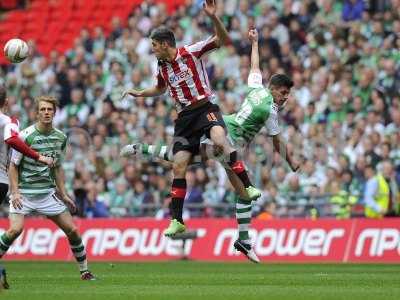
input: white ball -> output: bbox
[4,38,29,63]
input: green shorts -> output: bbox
[222,115,247,149]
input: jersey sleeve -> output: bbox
[265,114,281,136]
[3,116,19,141]
[156,68,166,88]
[247,71,263,88]
[10,127,27,166]
[186,36,220,59]
[11,149,23,165]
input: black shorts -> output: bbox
[173,102,226,155]
[0,182,8,205]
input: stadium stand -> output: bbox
[0,0,186,61]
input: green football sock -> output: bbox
[0,233,13,258]
[236,198,252,243]
[141,143,171,161]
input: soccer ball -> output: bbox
[4,38,29,63]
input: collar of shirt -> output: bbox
[159,48,181,64]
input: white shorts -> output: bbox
[9,192,67,216]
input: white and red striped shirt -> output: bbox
[156,36,219,113]
[0,113,19,183]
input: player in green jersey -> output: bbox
[0,96,96,281]
[121,29,299,262]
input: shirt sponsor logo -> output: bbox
[169,68,192,86]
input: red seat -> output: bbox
[0,0,18,10]
[0,0,149,60]
[29,0,50,11]
[49,9,72,22]
[4,11,26,23]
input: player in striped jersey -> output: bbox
[123,0,261,237]
[0,85,54,289]
[122,29,300,263]
[0,96,96,281]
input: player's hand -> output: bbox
[10,192,23,210]
[203,0,217,17]
[248,29,258,43]
[61,193,77,213]
[121,89,141,99]
[38,155,55,167]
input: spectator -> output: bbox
[108,179,132,217]
[378,160,400,216]
[342,0,365,22]
[84,182,109,218]
[363,164,389,218]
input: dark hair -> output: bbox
[0,85,6,107]
[150,26,176,47]
[269,74,294,89]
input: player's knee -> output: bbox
[211,136,231,153]
[172,161,187,177]
[66,227,80,240]
[210,125,224,135]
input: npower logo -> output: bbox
[1,220,400,261]
[0,228,207,257]
[1,228,65,255]
[81,228,206,256]
[355,228,400,257]
[214,228,345,257]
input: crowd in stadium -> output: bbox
[0,0,399,219]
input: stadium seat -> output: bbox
[0,0,18,10]
[3,10,26,23]
[29,0,50,11]
[0,0,142,60]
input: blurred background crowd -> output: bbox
[0,0,399,219]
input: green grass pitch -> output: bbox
[1,262,400,300]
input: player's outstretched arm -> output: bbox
[54,166,77,213]
[122,85,167,99]
[8,162,22,210]
[272,134,300,172]
[249,29,260,73]
[203,0,230,47]
[4,127,54,166]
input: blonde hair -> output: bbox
[35,95,59,112]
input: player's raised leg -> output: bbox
[209,125,261,200]
[121,143,171,162]
[224,169,260,263]
[48,211,96,280]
